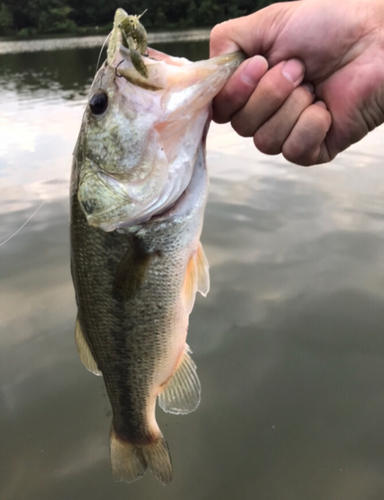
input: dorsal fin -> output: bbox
[158,345,201,415]
[75,317,102,376]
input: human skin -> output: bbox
[210,0,384,165]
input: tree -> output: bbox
[0,3,13,35]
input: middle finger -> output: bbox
[231,59,305,137]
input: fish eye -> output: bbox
[89,91,108,115]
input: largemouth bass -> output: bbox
[70,8,243,485]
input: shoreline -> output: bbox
[0,28,211,55]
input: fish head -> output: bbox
[76,21,245,232]
[77,57,167,231]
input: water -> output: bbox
[1,36,384,500]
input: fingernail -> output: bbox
[282,59,304,86]
[315,101,327,109]
[302,82,315,94]
[240,55,268,86]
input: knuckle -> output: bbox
[282,105,331,166]
[212,96,230,123]
[210,22,231,52]
[295,85,312,98]
[261,81,286,109]
[222,87,244,110]
[292,86,314,106]
[213,88,244,124]
[210,23,225,41]
[254,129,281,155]
[232,115,253,137]
[283,140,312,166]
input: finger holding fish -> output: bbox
[212,54,269,123]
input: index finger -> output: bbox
[212,55,268,123]
[210,7,285,58]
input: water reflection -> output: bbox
[0,40,209,102]
[1,37,384,500]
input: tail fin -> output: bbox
[110,426,173,485]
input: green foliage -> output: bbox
[48,7,77,33]
[0,0,283,36]
[35,4,77,33]
[0,3,13,34]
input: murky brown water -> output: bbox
[1,36,384,500]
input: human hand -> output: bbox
[210,0,384,165]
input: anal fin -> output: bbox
[158,345,201,415]
[75,317,102,376]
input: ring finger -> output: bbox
[253,84,315,155]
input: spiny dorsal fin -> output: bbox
[158,345,201,415]
[181,242,210,314]
[114,238,155,300]
[75,317,102,376]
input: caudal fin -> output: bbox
[110,426,173,485]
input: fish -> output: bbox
[70,8,244,485]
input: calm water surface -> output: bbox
[1,37,384,500]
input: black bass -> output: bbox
[70,8,243,485]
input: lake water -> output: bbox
[1,35,384,500]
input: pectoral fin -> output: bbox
[114,238,155,300]
[181,250,198,315]
[158,346,201,415]
[181,242,210,314]
[75,317,102,376]
[196,242,210,296]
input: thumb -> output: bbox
[210,3,295,58]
